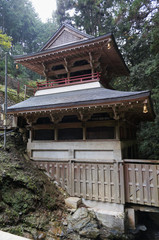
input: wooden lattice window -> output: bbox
[36,117,52,124]
[86,126,114,139]
[33,129,54,140]
[61,115,80,123]
[58,128,83,140]
[89,112,111,121]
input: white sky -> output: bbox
[30,0,57,23]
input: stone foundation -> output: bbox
[82,199,125,232]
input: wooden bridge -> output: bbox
[34,158,159,208]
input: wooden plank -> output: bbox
[124,164,130,202]
[100,164,105,202]
[68,161,72,195]
[49,163,53,177]
[51,163,56,179]
[81,164,86,198]
[88,164,93,200]
[106,165,111,202]
[76,163,81,197]
[152,165,158,206]
[71,161,75,196]
[110,165,115,202]
[31,157,115,164]
[31,157,70,162]
[137,164,144,205]
[56,163,60,184]
[94,164,99,201]
[145,164,151,205]
[114,163,120,203]
[119,163,125,204]
[131,164,137,203]
[61,163,65,189]
[124,159,159,164]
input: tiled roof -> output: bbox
[8,87,150,113]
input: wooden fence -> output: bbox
[34,159,125,204]
[34,159,159,207]
[124,159,159,207]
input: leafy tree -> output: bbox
[0,31,12,49]
[56,0,115,36]
[55,0,73,25]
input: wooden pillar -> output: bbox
[115,120,120,140]
[64,58,70,84]
[82,122,86,140]
[42,62,48,81]
[54,126,58,141]
[30,127,33,142]
[89,52,94,76]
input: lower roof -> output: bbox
[8,86,153,116]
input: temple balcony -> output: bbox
[36,72,100,91]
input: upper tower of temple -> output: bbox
[14,24,129,92]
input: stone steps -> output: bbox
[0,231,31,240]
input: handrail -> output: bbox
[124,159,159,164]
[36,72,100,90]
[31,157,116,164]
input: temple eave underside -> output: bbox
[9,97,154,124]
[15,38,129,78]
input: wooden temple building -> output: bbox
[8,24,158,230]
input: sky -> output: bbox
[30,0,57,23]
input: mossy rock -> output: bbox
[23,210,50,229]
[0,207,19,226]
[2,187,37,214]
[0,133,66,236]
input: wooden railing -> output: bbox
[36,72,100,90]
[34,159,125,204]
[124,159,159,207]
[33,158,159,207]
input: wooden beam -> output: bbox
[47,64,91,77]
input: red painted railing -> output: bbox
[36,72,100,90]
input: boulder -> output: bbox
[65,197,82,209]
[62,207,100,239]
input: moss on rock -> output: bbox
[0,132,66,238]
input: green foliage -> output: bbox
[56,0,115,36]
[0,31,12,49]
[0,0,58,81]
[137,117,159,160]
[0,133,65,235]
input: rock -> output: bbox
[130,224,147,234]
[79,227,99,239]
[37,231,46,239]
[23,210,49,229]
[65,197,82,209]
[99,226,134,240]
[63,207,100,239]
[46,221,62,239]
[70,207,89,221]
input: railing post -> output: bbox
[97,72,99,80]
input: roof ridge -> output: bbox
[39,23,93,52]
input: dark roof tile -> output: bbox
[8,87,150,112]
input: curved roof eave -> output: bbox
[13,32,112,61]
